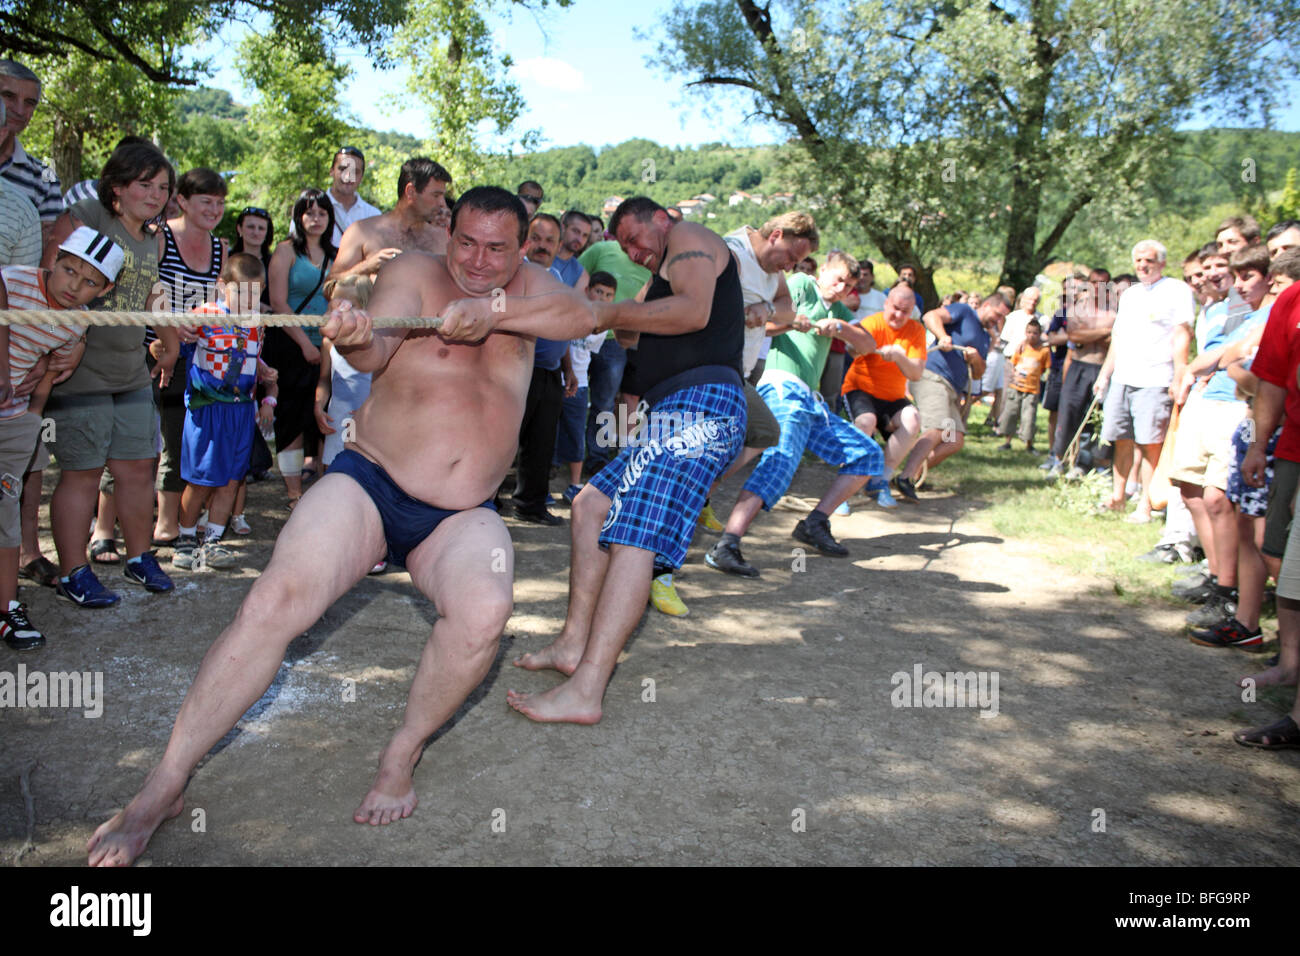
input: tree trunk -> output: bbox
[50,117,83,192]
[868,226,938,312]
[998,4,1055,292]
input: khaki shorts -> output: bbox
[1168,394,1246,491]
[26,421,50,473]
[0,413,42,548]
[1275,474,1300,600]
[43,385,159,471]
[910,368,965,435]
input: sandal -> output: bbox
[90,538,121,564]
[287,496,302,511]
[18,556,60,588]
[151,535,179,548]
[1234,715,1300,750]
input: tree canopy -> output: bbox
[653,0,1300,304]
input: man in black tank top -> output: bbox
[509,197,748,725]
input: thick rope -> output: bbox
[0,309,442,329]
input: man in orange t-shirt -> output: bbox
[842,285,928,499]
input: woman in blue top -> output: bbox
[266,188,335,507]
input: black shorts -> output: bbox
[844,389,912,435]
[1043,367,1063,412]
[1263,458,1300,558]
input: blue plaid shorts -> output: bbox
[744,378,884,510]
[589,383,746,569]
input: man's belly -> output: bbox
[347,388,523,510]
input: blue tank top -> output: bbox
[288,252,331,346]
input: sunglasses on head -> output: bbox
[242,207,269,218]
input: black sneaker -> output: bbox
[792,514,849,557]
[1,602,44,650]
[515,507,564,526]
[705,540,760,578]
[1189,618,1266,651]
[1185,594,1236,629]
[894,475,920,504]
[1175,578,1224,604]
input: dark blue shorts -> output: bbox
[329,448,496,567]
[181,401,255,488]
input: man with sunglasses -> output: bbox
[327,146,380,247]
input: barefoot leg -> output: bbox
[1240,595,1300,689]
[88,475,384,865]
[508,543,654,724]
[514,484,611,673]
[352,508,514,826]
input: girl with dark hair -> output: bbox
[231,206,274,268]
[149,167,228,552]
[265,188,336,507]
[38,141,182,601]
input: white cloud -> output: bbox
[511,57,588,93]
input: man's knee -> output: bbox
[573,484,611,525]
[853,413,878,437]
[444,586,512,652]
[898,406,920,434]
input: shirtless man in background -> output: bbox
[1048,269,1116,469]
[330,158,452,279]
[87,186,599,866]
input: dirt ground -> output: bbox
[3,460,1299,867]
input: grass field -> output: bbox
[922,399,1190,607]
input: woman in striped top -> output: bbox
[150,168,227,546]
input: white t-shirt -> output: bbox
[327,188,381,247]
[1000,308,1038,357]
[724,227,782,376]
[567,332,607,389]
[1110,276,1195,388]
[852,289,886,321]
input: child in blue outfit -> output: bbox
[174,253,278,571]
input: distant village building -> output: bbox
[602,196,624,216]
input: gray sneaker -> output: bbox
[195,539,238,570]
[171,534,200,570]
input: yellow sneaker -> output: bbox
[697,502,724,532]
[650,575,689,616]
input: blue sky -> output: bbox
[200,0,1300,151]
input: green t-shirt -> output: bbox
[766,273,853,390]
[578,240,651,303]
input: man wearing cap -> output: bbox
[326,146,381,247]
[0,226,122,648]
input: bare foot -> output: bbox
[506,682,602,725]
[353,763,418,825]
[513,639,582,675]
[1101,496,1125,512]
[1239,664,1298,689]
[87,787,184,867]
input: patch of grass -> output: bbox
[922,400,1188,607]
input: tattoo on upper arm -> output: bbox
[666,250,715,270]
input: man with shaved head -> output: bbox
[841,284,928,502]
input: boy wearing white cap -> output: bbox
[0,225,120,648]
